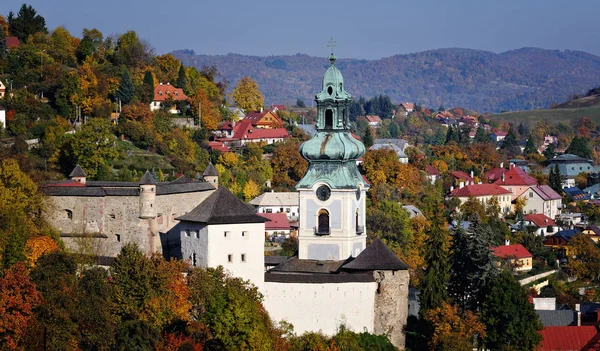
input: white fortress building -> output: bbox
[42,52,410,349]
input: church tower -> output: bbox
[296,51,368,261]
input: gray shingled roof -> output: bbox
[268,256,348,274]
[535,310,577,327]
[265,272,375,284]
[202,163,218,177]
[139,170,156,185]
[69,164,86,178]
[342,238,410,271]
[42,179,214,197]
[176,187,267,224]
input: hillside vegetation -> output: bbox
[173,47,600,112]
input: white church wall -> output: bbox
[263,281,377,335]
[206,223,265,289]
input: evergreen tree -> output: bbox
[523,134,538,155]
[549,164,563,193]
[141,70,155,104]
[388,121,399,138]
[543,143,556,161]
[518,122,527,138]
[362,128,374,149]
[0,26,7,61]
[7,4,48,43]
[566,136,593,159]
[115,67,134,104]
[419,194,450,313]
[480,270,543,350]
[176,64,188,94]
[348,101,363,122]
[473,126,488,144]
[501,127,520,156]
[445,126,459,144]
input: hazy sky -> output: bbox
[2,0,599,59]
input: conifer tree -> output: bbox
[0,27,7,61]
[116,67,134,104]
[141,70,155,104]
[176,64,188,94]
[445,126,458,144]
[362,128,373,149]
[523,134,538,155]
[473,126,488,144]
[549,164,563,193]
[543,143,556,161]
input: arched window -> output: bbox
[325,109,333,129]
[317,209,330,235]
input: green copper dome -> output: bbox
[300,132,365,161]
[316,54,351,102]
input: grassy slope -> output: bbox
[111,141,175,172]
[490,96,600,126]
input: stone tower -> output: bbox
[202,162,219,188]
[139,170,157,219]
[69,164,87,184]
[296,52,368,261]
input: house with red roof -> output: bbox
[485,167,507,183]
[208,141,230,153]
[451,170,474,187]
[259,212,292,240]
[397,103,414,116]
[495,165,539,200]
[448,184,512,216]
[244,109,283,129]
[491,131,508,143]
[539,326,600,351]
[516,214,560,236]
[518,185,562,219]
[150,83,188,113]
[6,36,20,49]
[426,165,439,184]
[492,242,533,271]
[365,115,382,128]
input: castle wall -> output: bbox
[263,281,377,335]
[373,269,410,350]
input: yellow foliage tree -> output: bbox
[189,87,221,130]
[25,236,59,266]
[230,76,264,111]
[424,302,486,351]
[218,152,239,168]
[154,54,181,84]
[243,180,260,201]
[432,160,449,174]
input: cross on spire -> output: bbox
[327,38,337,54]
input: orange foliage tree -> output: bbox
[24,236,59,266]
[424,302,486,351]
[0,262,42,349]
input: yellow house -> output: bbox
[492,243,533,272]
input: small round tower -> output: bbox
[139,170,157,219]
[69,164,87,184]
[202,162,219,189]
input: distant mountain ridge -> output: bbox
[172,47,600,113]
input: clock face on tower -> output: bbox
[316,185,331,201]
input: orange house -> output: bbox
[244,109,283,129]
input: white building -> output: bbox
[518,185,562,219]
[448,183,513,216]
[248,191,300,221]
[0,109,5,130]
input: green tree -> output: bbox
[473,126,488,144]
[116,67,134,104]
[176,64,188,95]
[480,270,543,350]
[523,134,538,155]
[549,164,563,193]
[7,4,48,43]
[445,126,458,144]
[229,76,264,111]
[0,23,6,61]
[543,143,556,161]
[566,136,593,159]
[501,127,520,157]
[362,128,374,149]
[141,70,155,104]
[62,118,120,179]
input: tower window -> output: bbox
[228,254,233,263]
[317,209,330,235]
[325,109,333,129]
[241,254,246,262]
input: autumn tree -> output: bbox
[271,139,308,190]
[114,30,153,69]
[565,234,600,281]
[189,87,221,130]
[424,302,486,351]
[230,76,264,111]
[0,262,42,350]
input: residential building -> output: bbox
[248,191,299,221]
[426,165,439,184]
[217,119,289,147]
[260,212,292,240]
[543,229,581,257]
[495,165,538,200]
[0,109,5,130]
[564,186,590,202]
[485,166,507,183]
[518,185,562,219]
[538,326,600,351]
[492,242,533,272]
[448,184,512,216]
[451,170,475,187]
[545,154,595,188]
[491,131,508,142]
[581,225,600,243]
[516,214,560,236]
[244,109,283,129]
[0,80,5,98]
[397,102,414,116]
[369,138,409,164]
[365,115,382,127]
[558,212,584,227]
[539,135,558,153]
[150,82,188,113]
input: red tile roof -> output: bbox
[451,171,474,182]
[399,102,414,110]
[259,212,291,231]
[426,165,439,176]
[208,141,230,153]
[244,110,283,128]
[486,167,507,183]
[245,128,289,140]
[153,83,188,102]
[494,166,538,186]
[539,326,600,351]
[6,36,20,49]
[271,104,286,111]
[366,115,382,123]
[493,131,508,137]
[492,244,532,259]
[449,184,511,197]
[217,121,234,130]
[525,214,557,228]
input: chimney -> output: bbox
[502,173,506,182]
[159,82,163,85]
[450,186,454,192]
[576,304,581,326]
[470,170,474,178]
[505,238,510,246]
[500,162,504,168]
[459,181,464,189]
[260,107,263,113]
[167,82,170,85]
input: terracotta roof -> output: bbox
[69,164,86,178]
[139,170,156,185]
[244,128,289,140]
[399,102,414,110]
[271,104,286,110]
[365,115,382,123]
[539,326,600,351]
[493,131,508,137]
[153,83,187,102]
[259,212,291,231]
[451,171,474,182]
[530,185,562,201]
[176,187,267,224]
[6,36,20,49]
[494,166,538,186]
[486,167,506,182]
[342,238,410,271]
[202,162,218,177]
[449,184,512,197]
[217,121,234,130]
[525,214,557,228]
[208,141,230,153]
[426,165,439,176]
[492,244,532,259]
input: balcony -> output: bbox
[356,225,365,234]
[314,226,330,235]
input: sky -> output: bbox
[2,0,599,60]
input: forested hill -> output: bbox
[172,47,600,113]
